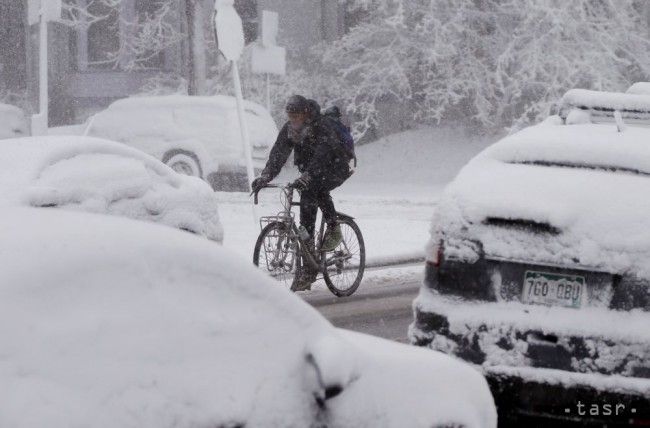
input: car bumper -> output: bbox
[410,286,650,423]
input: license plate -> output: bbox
[522,271,585,308]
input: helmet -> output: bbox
[285,95,309,114]
[324,105,342,119]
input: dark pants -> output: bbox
[300,174,346,237]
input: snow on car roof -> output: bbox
[0,136,223,241]
[1,207,496,428]
[480,119,650,175]
[0,103,28,139]
[560,89,650,116]
[627,82,650,95]
[87,95,278,160]
[107,94,270,117]
[0,102,23,115]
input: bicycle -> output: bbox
[252,183,365,297]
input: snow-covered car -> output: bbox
[84,95,278,191]
[0,135,223,242]
[626,81,650,95]
[410,90,650,425]
[0,103,28,139]
[0,206,496,428]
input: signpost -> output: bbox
[251,10,286,111]
[213,0,255,194]
[28,0,62,136]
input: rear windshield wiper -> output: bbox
[511,160,650,177]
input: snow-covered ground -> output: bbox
[218,127,491,270]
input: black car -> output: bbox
[410,90,650,426]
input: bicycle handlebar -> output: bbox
[251,183,291,205]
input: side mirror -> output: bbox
[304,335,358,408]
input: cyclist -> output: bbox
[251,95,353,290]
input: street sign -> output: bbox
[27,0,40,25]
[261,10,279,47]
[251,45,286,76]
[214,0,245,62]
[28,0,62,25]
[44,0,62,21]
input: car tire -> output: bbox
[162,150,203,178]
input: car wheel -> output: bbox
[162,150,203,178]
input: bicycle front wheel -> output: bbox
[322,218,365,297]
[253,221,300,289]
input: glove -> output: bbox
[251,175,270,193]
[292,173,310,191]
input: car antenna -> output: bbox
[614,110,626,133]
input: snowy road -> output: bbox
[302,264,423,343]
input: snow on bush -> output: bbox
[265,0,650,139]
[0,207,496,428]
[0,136,223,242]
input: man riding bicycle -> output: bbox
[251,95,353,290]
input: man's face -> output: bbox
[288,111,308,130]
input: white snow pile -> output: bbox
[0,136,223,242]
[0,103,28,139]
[86,95,278,175]
[0,207,496,428]
[342,127,489,200]
[627,82,650,95]
[431,119,650,278]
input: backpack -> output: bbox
[324,107,357,167]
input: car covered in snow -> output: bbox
[410,90,650,425]
[0,135,223,242]
[626,82,650,96]
[0,206,496,428]
[84,95,278,191]
[0,103,28,139]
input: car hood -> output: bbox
[1,208,496,428]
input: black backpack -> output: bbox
[324,106,356,167]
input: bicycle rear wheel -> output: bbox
[253,222,300,288]
[322,218,365,297]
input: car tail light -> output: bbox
[428,240,444,267]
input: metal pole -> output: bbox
[39,2,48,132]
[231,60,255,193]
[266,73,271,112]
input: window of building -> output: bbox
[87,1,120,68]
[73,0,171,71]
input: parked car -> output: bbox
[410,89,650,425]
[0,103,28,139]
[84,95,278,191]
[0,135,223,242]
[0,206,496,428]
[626,82,650,95]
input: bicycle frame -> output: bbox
[255,184,323,271]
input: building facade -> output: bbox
[0,0,345,126]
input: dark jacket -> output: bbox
[261,113,351,182]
